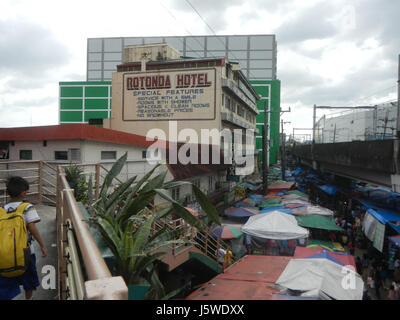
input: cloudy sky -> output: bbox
[0,0,399,136]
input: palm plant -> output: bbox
[86,153,221,299]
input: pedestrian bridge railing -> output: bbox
[0,160,57,206]
[56,168,128,300]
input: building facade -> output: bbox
[251,80,281,165]
[87,35,277,82]
[314,102,398,143]
[0,124,229,209]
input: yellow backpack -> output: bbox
[0,203,31,278]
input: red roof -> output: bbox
[0,124,227,180]
[186,255,292,300]
[0,124,153,148]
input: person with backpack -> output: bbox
[0,176,48,300]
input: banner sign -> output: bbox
[123,69,216,121]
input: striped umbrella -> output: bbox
[210,225,243,240]
[185,207,199,217]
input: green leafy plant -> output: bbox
[86,153,221,299]
[64,165,89,204]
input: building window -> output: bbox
[208,176,214,192]
[101,151,117,160]
[20,150,32,160]
[142,150,147,159]
[222,93,224,106]
[69,149,81,161]
[192,179,200,189]
[43,140,47,147]
[55,151,68,160]
[231,102,236,113]
[171,187,180,201]
[225,96,229,110]
[237,105,245,117]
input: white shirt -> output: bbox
[3,201,40,254]
[218,248,226,263]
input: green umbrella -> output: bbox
[295,215,344,232]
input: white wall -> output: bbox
[3,138,228,209]
[7,140,82,162]
[316,102,398,143]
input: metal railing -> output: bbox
[56,162,234,299]
[152,217,236,267]
[56,167,128,300]
[0,160,57,205]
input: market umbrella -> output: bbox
[210,225,243,240]
[306,244,334,252]
[234,201,256,208]
[305,252,345,266]
[259,198,282,208]
[224,207,259,218]
[295,215,344,232]
[249,194,264,202]
[184,207,199,217]
[306,239,346,252]
[243,198,258,205]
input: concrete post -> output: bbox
[397,54,400,138]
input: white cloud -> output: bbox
[0,0,398,135]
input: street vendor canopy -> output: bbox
[241,210,309,240]
[295,215,344,232]
[275,258,364,300]
[317,184,339,196]
[294,246,355,269]
[225,207,259,218]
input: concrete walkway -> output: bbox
[14,204,58,300]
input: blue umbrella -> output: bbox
[234,201,255,208]
[249,194,264,202]
[224,207,259,218]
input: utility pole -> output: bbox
[397,54,400,138]
[262,100,268,195]
[280,120,290,180]
[333,124,336,143]
[313,104,317,143]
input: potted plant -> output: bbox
[64,165,89,204]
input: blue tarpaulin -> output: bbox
[225,207,259,218]
[259,207,292,215]
[234,201,255,208]
[249,194,264,202]
[317,185,339,196]
[292,168,305,176]
[367,208,400,225]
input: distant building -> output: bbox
[85,34,281,165]
[86,35,277,82]
[314,102,398,143]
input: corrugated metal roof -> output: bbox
[186,255,292,300]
